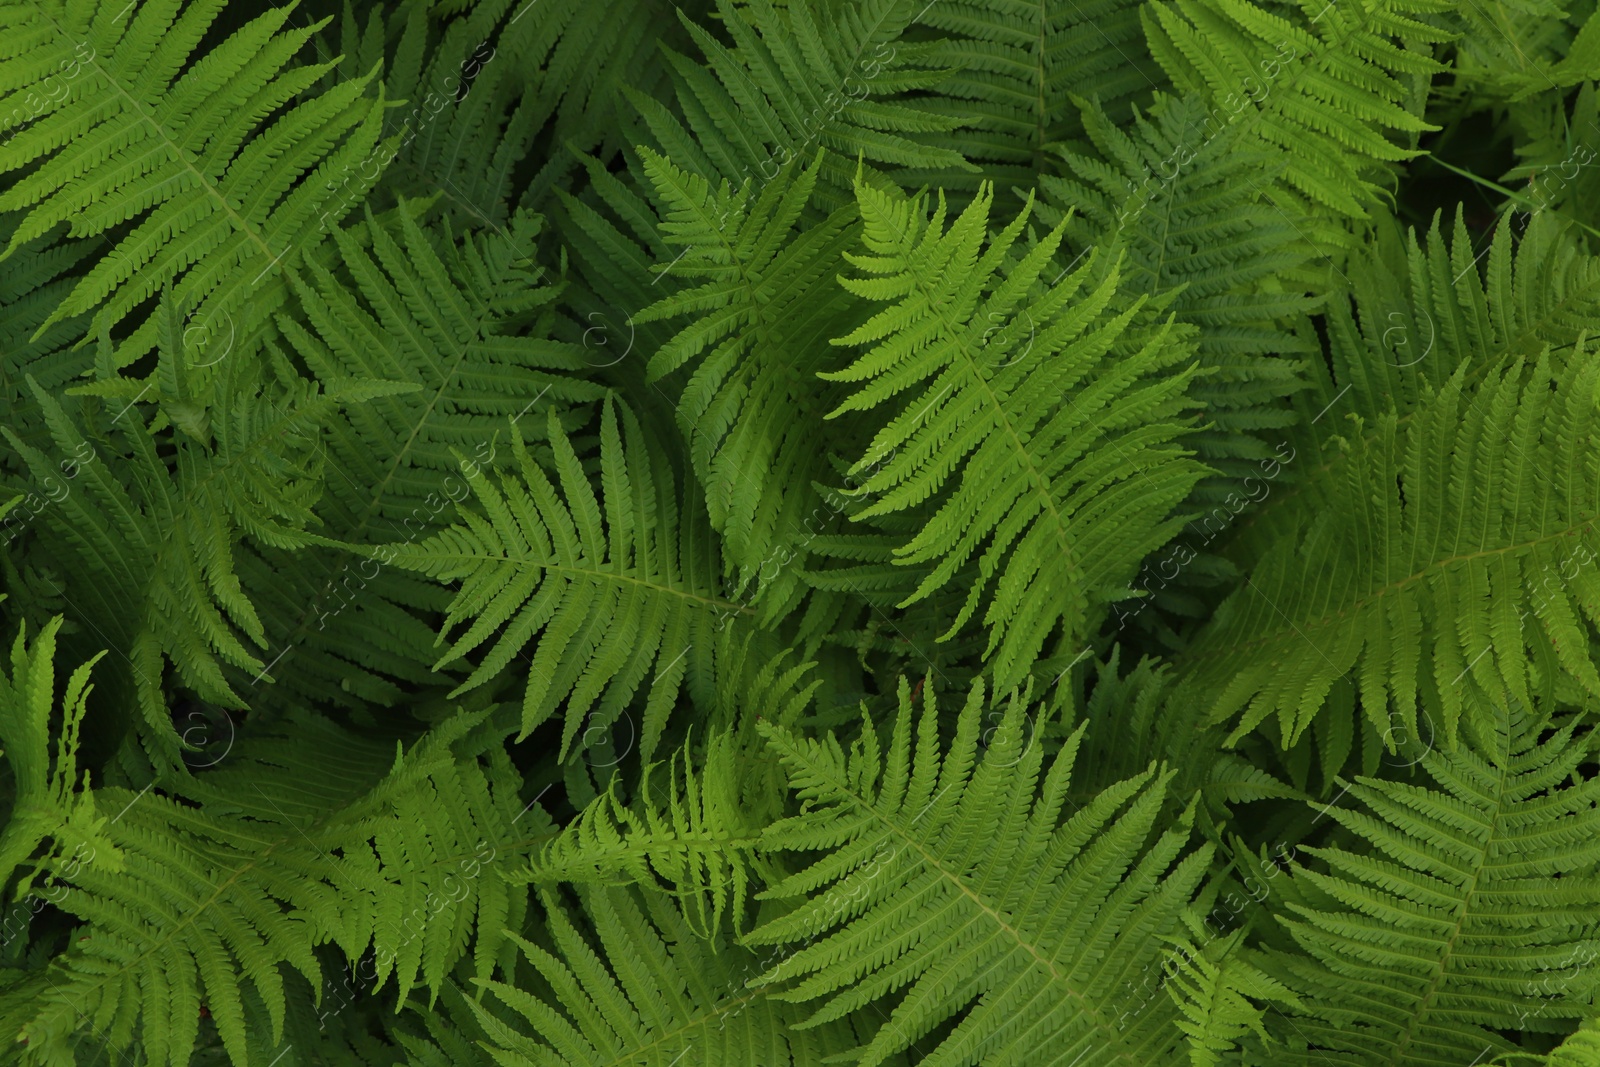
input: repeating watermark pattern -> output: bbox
[1380,306,1435,368]
[580,310,636,367]
[177,702,237,769]
[986,308,1036,369]
[1519,540,1598,627]
[320,42,499,231]
[1116,842,1300,1031]
[1,442,97,547]
[0,41,95,149]
[570,695,641,770]
[1511,144,1597,233]
[183,307,237,369]
[1378,704,1436,768]
[1511,943,1600,1030]
[734,43,898,188]
[1114,440,1297,630]
[974,662,1092,768]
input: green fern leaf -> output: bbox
[0,0,394,355]
[633,145,867,601]
[0,706,534,1067]
[1182,324,1600,750]
[901,0,1166,190]
[467,885,885,1066]
[390,397,753,760]
[822,177,1205,691]
[747,678,1212,1066]
[1141,0,1452,233]
[1261,703,1600,1065]
[635,0,975,209]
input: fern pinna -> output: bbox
[7,0,1600,1064]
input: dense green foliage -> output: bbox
[7,0,1600,1063]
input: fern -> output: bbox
[0,614,112,890]
[632,146,865,602]
[1223,208,1600,576]
[521,731,767,937]
[1141,0,1452,233]
[1544,1016,1600,1065]
[467,884,886,1066]
[7,1,1600,1063]
[0,0,394,357]
[1164,929,1301,1066]
[746,678,1213,1066]
[0,219,95,454]
[390,398,752,761]
[1181,348,1600,750]
[1036,91,1319,604]
[901,0,1166,191]
[240,203,606,711]
[820,177,1204,691]
[634,0,976,209]
[0,688,537,1067]
[1258,702,1600,1065]
[1179,211,1600,751]
[2,338,403,766]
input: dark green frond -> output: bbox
[901,0,1166,191]
[467,884,884,1066]
[1142,0,1452,235]
[637,0,976,209]
[633,146,866,603]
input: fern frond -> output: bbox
[1179,209,1600,750]
[465,884,885,1066]
[1039,92,1318,496]
[822,177,1205,691]
[1445,0,1586,101]
[0,218,94,454]
[522,731,765,937]
[1261,702,1600,1065]
[0,614,112,889]
[1544,1015,1600,1065]
[390,398,753,760]
[1184,348,1600,750]
[0,706,536,1067]
[253,204,605,709]
[635,0,975,209]
[1141,0,1452,231]
[485,0,697,203]
[632,145,868,604]
[1164,929,1300,1065]
[348,0,540,223]
[747,678,1212,1066]
[1230,209,1600,571]
[2,350,399,764]
[900,0,1165,190]
[0,0,394,355]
